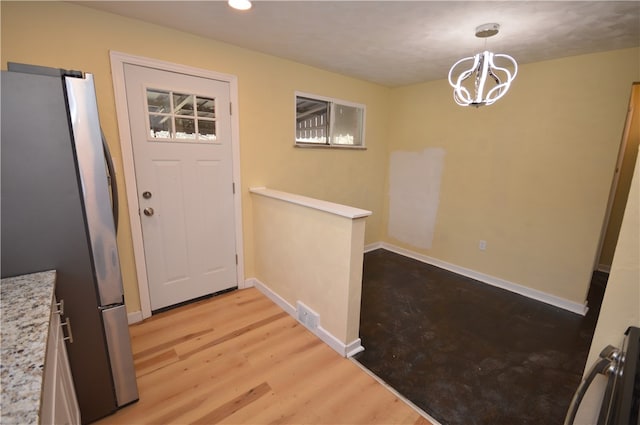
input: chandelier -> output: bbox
[448,23,518,107]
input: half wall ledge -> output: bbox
[249,187,371,357]
[249,187,372,219]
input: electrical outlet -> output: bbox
[479,240,487,251]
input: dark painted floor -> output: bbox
[354,249,606,425]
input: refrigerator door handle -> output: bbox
[102,131,119,234]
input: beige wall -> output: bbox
[0,2,391,313]
[2,1,638,314]
[385,48,640,304]
[575,147,640,423]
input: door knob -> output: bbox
[143,207,154,217]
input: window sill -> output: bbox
[294,144,367,150]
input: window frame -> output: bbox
[144,86,219,144]
[294,91,366,149]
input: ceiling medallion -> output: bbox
[448,23,518,107]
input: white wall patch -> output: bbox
[388,148,445,249]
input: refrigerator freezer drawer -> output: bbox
[102,305,139,407]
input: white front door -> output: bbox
[123,64,237,311]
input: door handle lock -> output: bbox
[143,207,154,217]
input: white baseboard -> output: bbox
[249,277,363,357]
[372,242,588,316]
[250,277,296,316]
[127,310,144,325]
[597,264,611,274]
[241,277,255,289]
[364,242,384,253]
[346,338,365,357]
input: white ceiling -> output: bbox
[78,1,640,87]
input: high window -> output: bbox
[295,92,365,149]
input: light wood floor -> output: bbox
[96,288,431,425]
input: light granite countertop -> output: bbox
[1,270,56,425]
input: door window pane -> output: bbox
[147,89,170,113]
[196,96,215,118]
[173,93,195,116]
[145,88,218,143]
[198,120,217,141]
[149,115,172,139]
[175,118,196,140]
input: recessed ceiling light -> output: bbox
[228,0,252,11]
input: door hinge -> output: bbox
[235,254,238,265]
[232,182,236,194]
[229,102,232,115]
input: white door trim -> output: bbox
[593,83,637,272]
[109,51,245,320]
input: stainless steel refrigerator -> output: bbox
[1,63,139,423]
